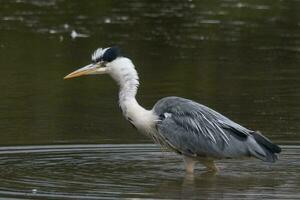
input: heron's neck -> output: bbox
[116,68,140,112]
[110,59,156,132]
[109,61,146,118]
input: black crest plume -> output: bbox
[91,46,120,63]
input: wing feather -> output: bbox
[153,97,253,159]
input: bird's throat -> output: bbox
[118,75,156,133]
[109,57,157,134]
[118,70,140,115]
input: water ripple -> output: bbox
[0,144,298,199]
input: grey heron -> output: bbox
[64,46,281,173]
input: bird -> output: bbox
[64,46,281,173]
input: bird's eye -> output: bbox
[92,57,102,64]
[94,60,107,68]
[99,61,107,67]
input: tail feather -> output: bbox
[250,131,281,162]
[249,146,278,162]
[252,131,281,153]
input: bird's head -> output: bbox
[64,46,134,80]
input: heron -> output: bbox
[64,46,281,173]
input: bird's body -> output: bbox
[64,46,281,173]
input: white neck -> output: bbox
[118,69,140,113]
[107,57,157,133]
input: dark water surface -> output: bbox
[0,144,299,199]
[0,0,299,199]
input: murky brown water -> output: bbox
[0,0,299,199]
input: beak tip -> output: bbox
[63,72,78,80]
[64,63,99,80]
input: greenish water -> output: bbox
[0,0,299,199]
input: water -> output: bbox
[0,144,298,199]
[0,0,299,199]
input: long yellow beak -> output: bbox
[64,64,97,79]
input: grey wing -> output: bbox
[153,97,278,161]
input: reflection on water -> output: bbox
[0,144,298,199]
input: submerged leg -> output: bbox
[183,156,197,174]
[199,159,218,172]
